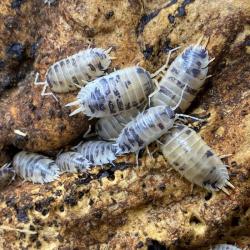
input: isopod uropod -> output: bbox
[66,66,154,117]
[211,244,242,250]
[151,36,211,112]
[95,108,139,141]
[160,125,234,194]
[13,151,60,184]
[73,141,117,166]
[56,151,91,173]
[35,47,113,97]
[0,163,15,190]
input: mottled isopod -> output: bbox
[95,108,139,141]
[211,244,242,250]
[160,125,234,194]
[73,141,117,166]
[56,151,91,173]
[151,36,212,112]
[0,163,15,190]
[35,47,113,97]
[115,105,175,155]
[66,66,154,117]
[13,151,60,184]
[115,100,199,156]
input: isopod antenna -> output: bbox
[34,73,58,101]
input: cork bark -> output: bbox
[0,0,249,249]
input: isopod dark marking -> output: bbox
[0,163,15,190]
[13,151,60,184]
[73,141,117,166]
[151,36,212,112]
[95,108,139,140]
[66,66,154,117]
[56,152,91,173]
[211,244,242,250]
[34,47,113,98]
[160,125,234,194]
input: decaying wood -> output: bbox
[0,0,249,249]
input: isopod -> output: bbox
[151,36,212,112]
[95,108,139,141]
[13,151,60,184]
[211,244,241,250]
[160,125,234,194]
[66,66,154,117]
[73,141,117,166]
[115,93,200,156]
[56,151,91,173]
[35,47,113,97]
[0,163,15,190]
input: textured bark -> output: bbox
[0,0,249,249]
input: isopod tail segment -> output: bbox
[34,73,59,102]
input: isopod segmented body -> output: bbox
[160,125,234,193]
[115,105,176,155]
[0,163,15,190]
[35,47,112,94]
[13,151,60,184]
[73,141,117,166]
[56,152,91,173]
[151,39,209,112]
[95,108,139,141]
[66,66,154,117]
[211,244,241,250]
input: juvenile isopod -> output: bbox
[13,151,60,184]
[160,125,234,194]
[56,151,91,173]
[73,141,117,166]
[66,66,154,117]
[0,163,15,190]
[211,244,242,250]
[95,108,139,141]
[151,36,213,112]
[35,47,113,98]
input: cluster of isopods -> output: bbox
[0,36,235,197]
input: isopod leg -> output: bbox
[148,80,160,106]
[146,146,153,159]
[41,85,59,102]
[135,151,140,167]
[150,46,181,79]
[219,154,233,159]
[34,73,45,86]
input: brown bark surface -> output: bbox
[0,0,249,249]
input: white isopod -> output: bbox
[160,125,234,194]
[115,91,199,157]
[66,66,154,117]
[0,163,15,190]
[35,47,113,98]
[56,151,91,173]
[73,141,117,166]
[151,36,212,112]
[211,244,242,250]
[95,108,139,141]
[13,151,60,184]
